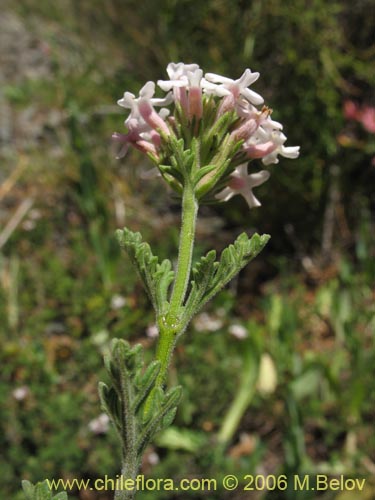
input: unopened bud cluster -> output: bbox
[113,63,299,208]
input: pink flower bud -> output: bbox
[138,100,170,136]
[244,141,276,159]
[135,139,159,157]
[174,87,189,115]
[230,118,259,142]
[188,87,203,120]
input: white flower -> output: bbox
[110,294,127,310]
[88,413,110,434]
[228,324,248,339]
[146,324,159,338]
[13,386,29,401]
[202,68,264,106]
[113,107,171,158]
[261,131,300,165]
[118,81,172,112]
[147,451,160,466]
[157,62,201,91]
[117,82,172,136]
[194,312,224,332]
[158,64,204,119]
[215,164,270,209]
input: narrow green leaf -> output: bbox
[34,481,52,500]
[137,386,182,455]
[192,164,217,185]
[22,480,35,499]
[132,361,161,413]
[161,407,178,430]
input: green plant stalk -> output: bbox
[154,182,198,388]
[217,345,258,446]
[115,459,138,500]
[168,182,198,318]
[115,352,138,500]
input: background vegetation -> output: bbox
[0,0,374,498]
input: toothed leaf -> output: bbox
[117,228,174,315]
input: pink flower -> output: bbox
[359,106,375,134]
[158,64,203,120]
[117,81,172,135]
[187,69,203,120]
[243,127,300,165]
[343,100,359,121]
[113,62,300,203]
[343,100,375,133]
[261,132,300,165]
[158,62,200,114]
[202,68,264,106]
[215,164,270,208]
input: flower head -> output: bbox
[113,62,299,209]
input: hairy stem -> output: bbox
[168,182,198,320]
[114,355,139,500]
[155,182,198,386]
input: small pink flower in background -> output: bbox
[343,100,359,121]
[215,164,270,209]
[360,106,375,134]
[146,324,159,338]
[88,413,110,434]
[343,100,375,133]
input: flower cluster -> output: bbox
[113,63,299,208]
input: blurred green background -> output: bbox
[0,0,374,499]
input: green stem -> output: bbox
[169,183,198,319]
[115,357,139,500]
[155,182,198,387]
[114,461,138,500]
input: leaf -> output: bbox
[117,228,174,315]
[192,164,217,185]
[182,250,217,324]
[184,233,269,321]
[132,361,161,413]
[137,386,183,455]
[156,426,207,452]
[22,481,35,499]
[53,493,68,500]
[161,407,178,430]
[98,382,121,430]
[34,482,53,500]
